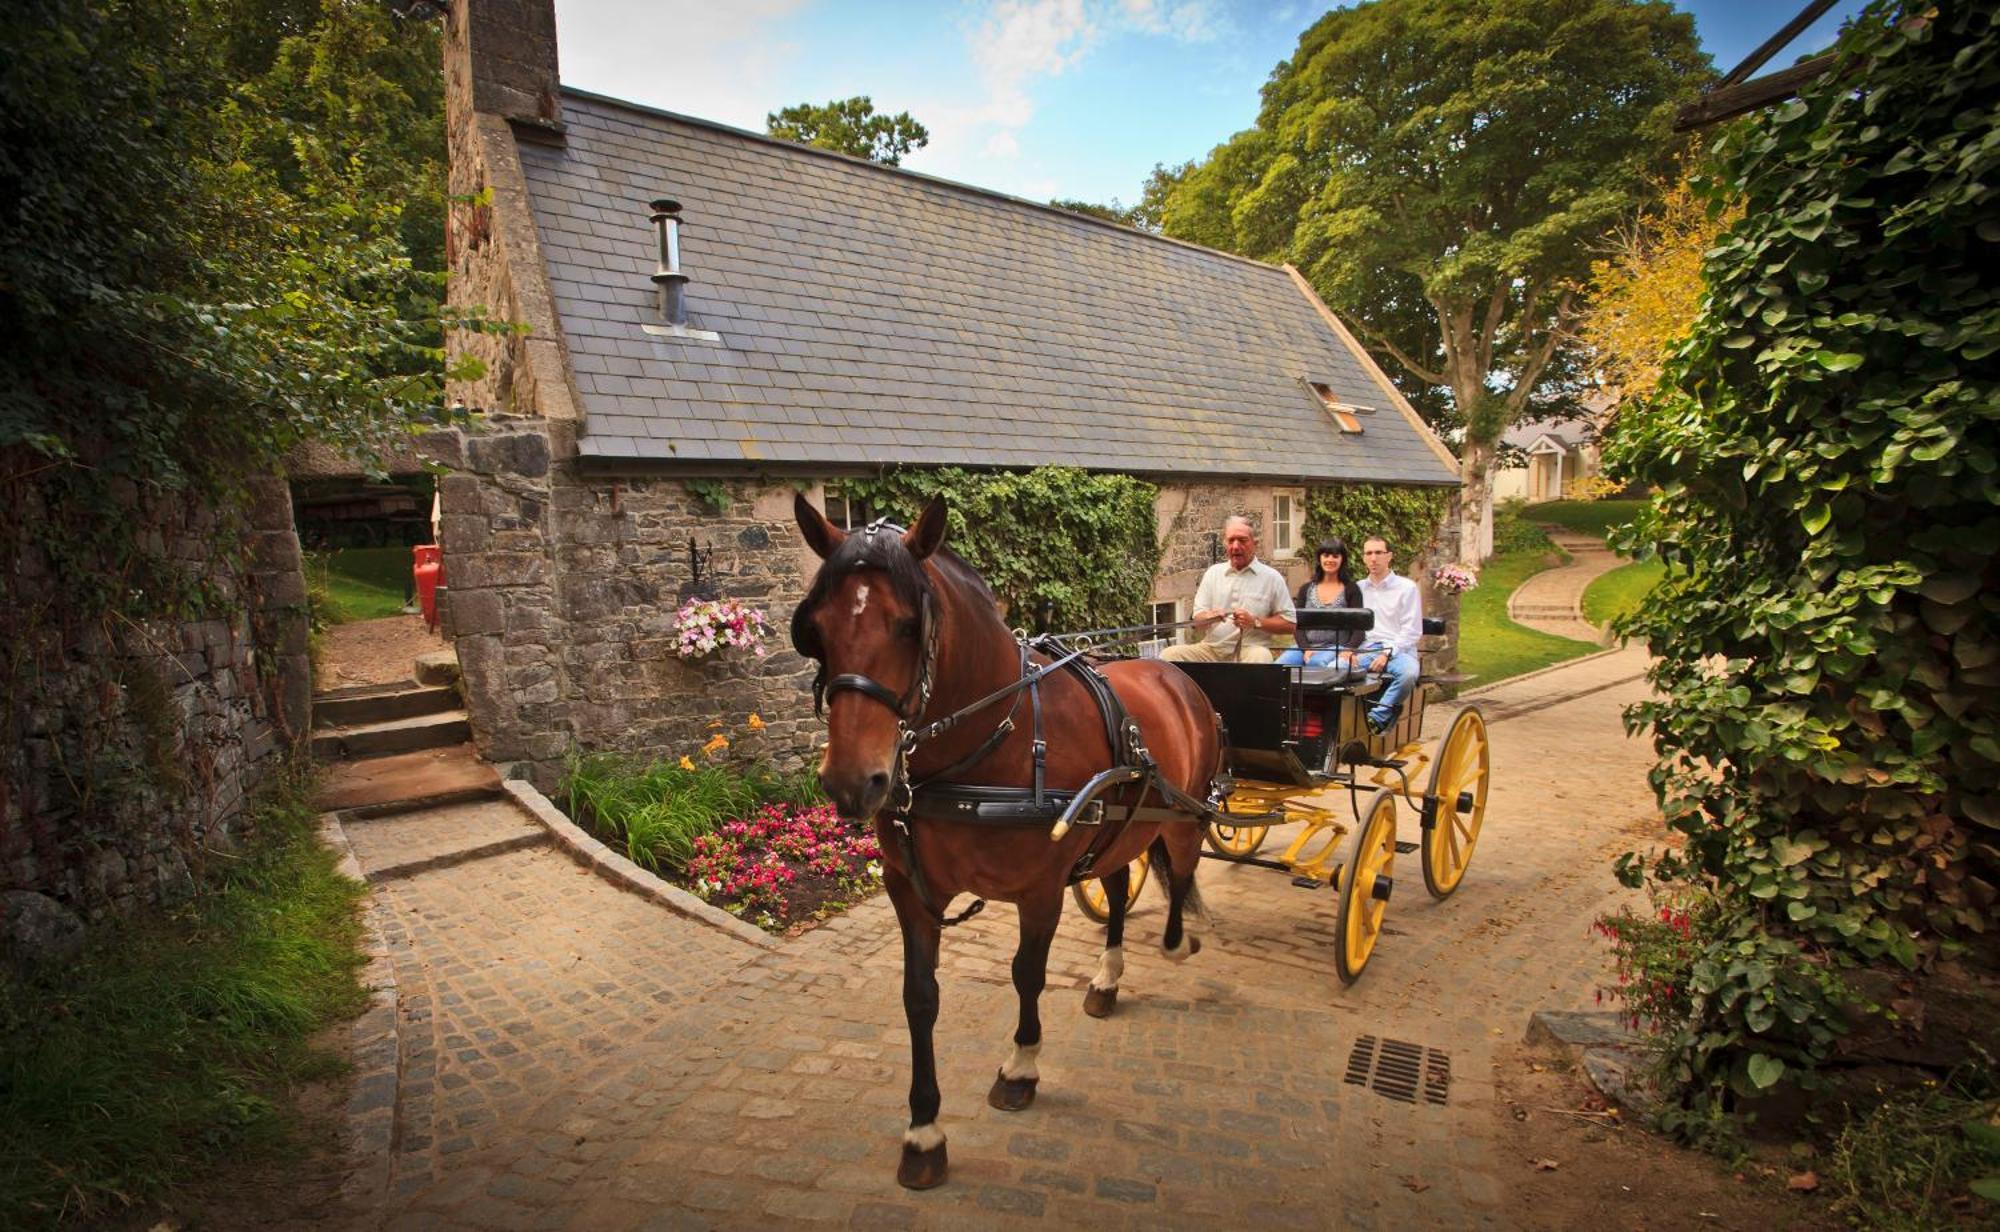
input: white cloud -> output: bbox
[1119,0,1221,42]
[983,131,1022,159]
[553,0,810,129]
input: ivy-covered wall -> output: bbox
[1606,0,1998,1106]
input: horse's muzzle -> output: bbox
[822,765,892,822]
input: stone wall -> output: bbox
[1,477,310,960]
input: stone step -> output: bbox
[312,710,472,761]
[314,683,460,729]
[338,797,548,881]
[316,743,500,812]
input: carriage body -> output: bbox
[1070,611,1488,985]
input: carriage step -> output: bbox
[1395,841,1420,853]
[1290,875,1324,889]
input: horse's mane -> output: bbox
[791,521,998,664]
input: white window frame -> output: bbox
[1146,598,1186,652]
[1270,490,1304,559]
[822,482,874,531]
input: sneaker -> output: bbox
[1366,712,1391,735]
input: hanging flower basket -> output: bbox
[1431,563,1479,595]
[674,597,770,660]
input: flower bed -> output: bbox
[558,728,881,935]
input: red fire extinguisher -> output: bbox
[413,545,443,634]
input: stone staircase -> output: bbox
[314,669,499,813]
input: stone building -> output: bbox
[438,0,1461,784]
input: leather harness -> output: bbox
[808,519,1194,928]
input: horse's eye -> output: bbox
[895,617,922,639]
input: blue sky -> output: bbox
[551,1,1869,206]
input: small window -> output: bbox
[823,483,874,530]
[1149,599,1180,630]
[1307,381,1369,434]
[1271,490,1303,558]
[1143,598,1185,656]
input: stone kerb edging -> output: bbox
[1460,644,1630,698]
[316,814,401,1205]
[501,778,779,951]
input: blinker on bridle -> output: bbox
[811,518,940,725]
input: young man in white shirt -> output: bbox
[1355,535,1423,733]
[1161,516,1297,663]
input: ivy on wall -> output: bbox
[1603,1,1998,1109]
[1301,484,1453,566]
[841,467,1160,633]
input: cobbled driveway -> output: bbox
[332,646,1654,1230]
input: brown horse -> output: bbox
[792,494,1221,1189]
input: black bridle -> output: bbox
[809,519,942,727]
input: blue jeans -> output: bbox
[1360,647,1419,725]
[1276,648,1354,669]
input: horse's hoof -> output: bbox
[1083,985,1119,1018]
[987,1068,1039,1112]
[897,1141,949,1190]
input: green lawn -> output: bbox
[1581,558,1665,631]
[1455,548,1601,687]
[306,547,413,623]
[1526,498,1648,540]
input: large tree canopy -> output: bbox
[1154,0,1707,556]
[766,96,929,166]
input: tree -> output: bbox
[766,96,929,166]
[1153,0,1707,558]
[1576,174,1740,410]
[1606,0,1998,1109]
[1048,198,1143,227]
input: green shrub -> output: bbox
[1604,0,2000,1117]
[1493,499,1554,555]
[560,749,825,874]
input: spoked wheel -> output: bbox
[1204,819,1270,860]
[1070,853,1150,923]
[1421,705,1490,899]
[1334,793,1397,985]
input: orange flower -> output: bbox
[706,718,724,730]
[701,734,729,758]
[746,712,766,732]
[678,755,696,771]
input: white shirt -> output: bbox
[1191,558,1296,653]
[1358,572,1423,656]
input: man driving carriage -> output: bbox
[1160,516,1296,663]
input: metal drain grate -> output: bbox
[1395,840,1420,853]
[1343,1034,1450,1106]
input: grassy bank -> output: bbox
[305,546,412,623]
[1527,498,1648,540]
[0,766,369,1229]
[1581,558,1666,631]
[1456,547,1601,687]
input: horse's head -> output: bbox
[793,492,950,820]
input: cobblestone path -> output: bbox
[331,648,1657,1230]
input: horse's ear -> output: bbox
[795,491,845,560]
[903,496,948,561]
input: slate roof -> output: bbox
[515,90,1459,486]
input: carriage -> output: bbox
[1067,607,1491,984]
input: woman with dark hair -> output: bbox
[1275,538,1364,669]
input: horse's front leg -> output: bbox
[1083,863,1129,1019]
[884,866,948,1189]
[989,888,1063,1111]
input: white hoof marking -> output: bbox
[1001,1042,1041,1082]
[1088,945,1125,992]
[903,1122,945,1151]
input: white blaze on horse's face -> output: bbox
[851,583,870,617]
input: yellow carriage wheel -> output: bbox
[1070,853,1150,924]
[1204,819,1270,860]
[1334,793,1398,985]
[1420,705,1490,900]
